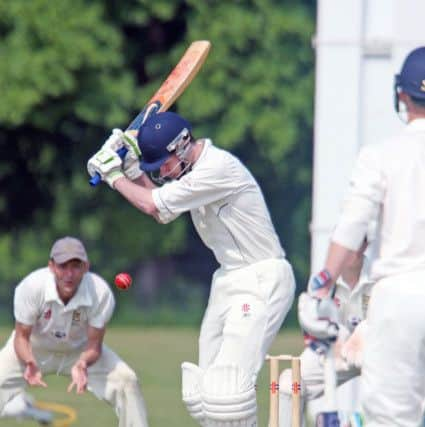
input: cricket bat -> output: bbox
[89,40,211,186]
[315,344,340,427]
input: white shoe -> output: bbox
[1,393,53,425]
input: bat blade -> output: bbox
[89,40,211,186]
[315,344,340,427]
[127,40,211,133]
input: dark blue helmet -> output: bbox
[395,47,425,105]
[137,112,192,172]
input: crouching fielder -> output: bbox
[279,246,372,426]
[0,237,149,427]
[87,112,296,426]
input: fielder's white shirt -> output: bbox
[332,118,425,281]
[152,139,285,270]
[13,267,115,352]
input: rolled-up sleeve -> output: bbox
[152,188,181,224]
[151,159,235,224]
[14,280,40,326]
[332,146,386,250]
[88,289,115,329]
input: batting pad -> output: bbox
[202,365,257,426]
[181,362,206,424]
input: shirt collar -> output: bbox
[44,271,93,311]
[193,139,212,169]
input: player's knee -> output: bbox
[113,363,139,389]
[201,365,257,427]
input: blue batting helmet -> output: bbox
[395,47,425,101]
[137,112,192,172]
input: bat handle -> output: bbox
[89,146,128,186]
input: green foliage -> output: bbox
[0,0,136,127]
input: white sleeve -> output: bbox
[152,160,236,223]
[332,146,386,250]
[88,286,115,329]
[13,278,42,326]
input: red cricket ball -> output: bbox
[114,272,132,290]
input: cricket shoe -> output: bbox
[1,393,53,425]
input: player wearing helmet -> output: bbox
[87,111,296,427]
[298,46,425,426]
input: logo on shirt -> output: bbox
[43,309,52,320]
[53,331,66,339]
[72,310,81,323]
[242,303,251,317]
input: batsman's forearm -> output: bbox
[324,241,358,285]
[137,173,157,189]
[114,177,159,218]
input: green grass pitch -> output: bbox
[0,326,304,426]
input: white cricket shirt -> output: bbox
[332,118,425,281]
[152,140,285,270]
[13,267,115,352]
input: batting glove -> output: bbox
[298,292,340,341]
[102,128,126,152]
[303,333,332,356]
[122,130,143,180]
[102,129,143,181]
[87,148,124,189]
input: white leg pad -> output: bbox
[182,362,206,424]
[202,365,257,426]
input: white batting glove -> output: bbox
[87,148,124,188]
[102,129,143,181]
[102,128,126,151]
[298,292,340,341]
[122,131,143,180]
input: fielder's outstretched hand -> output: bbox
[67,360,88,394]
[24,361,48,388]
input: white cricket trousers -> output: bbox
[362,270,425,427]
[198,257,295,378]
[0,337,149,427]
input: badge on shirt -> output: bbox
[362,294,370,317]
[43,309,52,320]
[241,303,251,317]
[72,310,81,323]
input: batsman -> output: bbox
[87,111,296,426]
